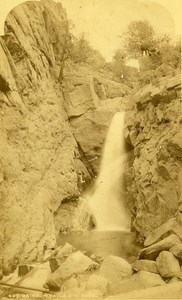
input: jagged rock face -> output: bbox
[0,0,85,270]
[125,73,182,241]
[0,0,130,272]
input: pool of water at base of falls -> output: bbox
[57,230,142,263]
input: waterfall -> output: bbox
[88,111,131,231]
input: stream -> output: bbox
[57,230,141,263]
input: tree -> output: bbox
[71,33,106,69]
[72,33,92,64]
[87,49,106,70]
[157,34,181,68]
[57,19,75,82]
[124,20,157,58]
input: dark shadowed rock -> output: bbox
[0,268,2,280]
[49,257,60,273]
[156,251,180,277]
[139,234,181,260]
[18,265,33,277]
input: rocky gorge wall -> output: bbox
[125,71,182,242]
[0,0,130,272]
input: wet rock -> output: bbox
[86,274,109,296]
[109,271,165,295]
[139,234,181,260]
[46,251,98,290]
[170,244,182,259]
[156,251,180,277]
[55,197,92,235]
[69,101,125,173]
[132,259,158,273]
[99,255,133,282]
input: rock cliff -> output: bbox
[0,0,130,272]
[125,71,182,242]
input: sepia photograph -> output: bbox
[0,0,181,299]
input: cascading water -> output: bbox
[88,111,131,231]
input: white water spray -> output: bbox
[88,111,131,231]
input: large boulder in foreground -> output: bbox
[46,251,98,290]
[99,255,133,282]
[156,251,180,278]
[139,234,181,260]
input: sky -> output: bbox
[0,0,181,61]
[59,0,181,61]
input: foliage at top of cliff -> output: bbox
[110,20,181,88]
[123,20,157,59]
